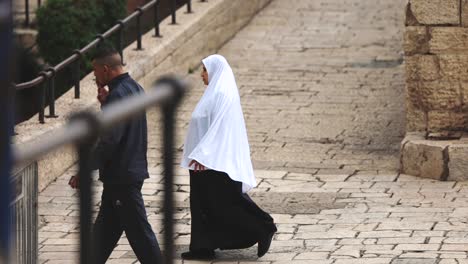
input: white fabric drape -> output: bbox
[180,54,256,193]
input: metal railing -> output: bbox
[14,0,196,124]
[15,0,42,27]
[13,76,187,264]
[10,163,38,264]
[17,0,209,27]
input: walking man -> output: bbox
[69,45,162,264]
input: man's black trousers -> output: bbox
[93,181,162,263]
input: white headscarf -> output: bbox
[181,54,256,193]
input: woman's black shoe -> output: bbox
[257,231,275,258]
[181,250,215,260]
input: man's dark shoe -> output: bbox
[257,231,275,258]
[181,249,215,260]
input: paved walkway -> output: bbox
[38,0,468,263]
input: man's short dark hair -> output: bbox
[93,43,122,68]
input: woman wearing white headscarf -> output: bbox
[180,54,277,260]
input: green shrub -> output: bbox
[95,0,127,33]
[36,0,98,65]
[35,0,126,103]
[36,0,126,66]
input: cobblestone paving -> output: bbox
[38,0,468,263]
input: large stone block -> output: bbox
[405,55,440,82]
[404,26,430,55]
[429,27,468,54]
[409,0,460,25]
[428,110,466,132]
[401,134,468,181]
[400,134,449,180]
[439,54,468,81]
[448,145,468,180]
[407,81,461,110]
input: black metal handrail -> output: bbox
[13,76,187,264]
[14,0,196,124]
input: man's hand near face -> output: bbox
[96,80,109,105]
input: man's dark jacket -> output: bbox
[92,73,149,184]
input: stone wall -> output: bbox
[405,0,468,134]
[14,0,272,191]
[401,0,468,181]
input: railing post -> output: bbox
[38,72,48,124]
[116,21,125,65]
[24,0,30,27]
[162,99,175,264]
[38,0,41,7]
[154,0,161,37]
[45,68,58,118]
[171,0,176,24]
[70,112,100,264]
[78,141,94,264]
[155,77,185,264]
[136,7,143,50]
[31,163,39,263]
[187,0,192,13]
[73,50,83,99]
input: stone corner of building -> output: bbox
[400,132,468,181]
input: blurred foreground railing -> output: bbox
[1,0,16,262]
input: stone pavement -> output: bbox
[38,0,468,263]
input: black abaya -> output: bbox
[188,169,277,252]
